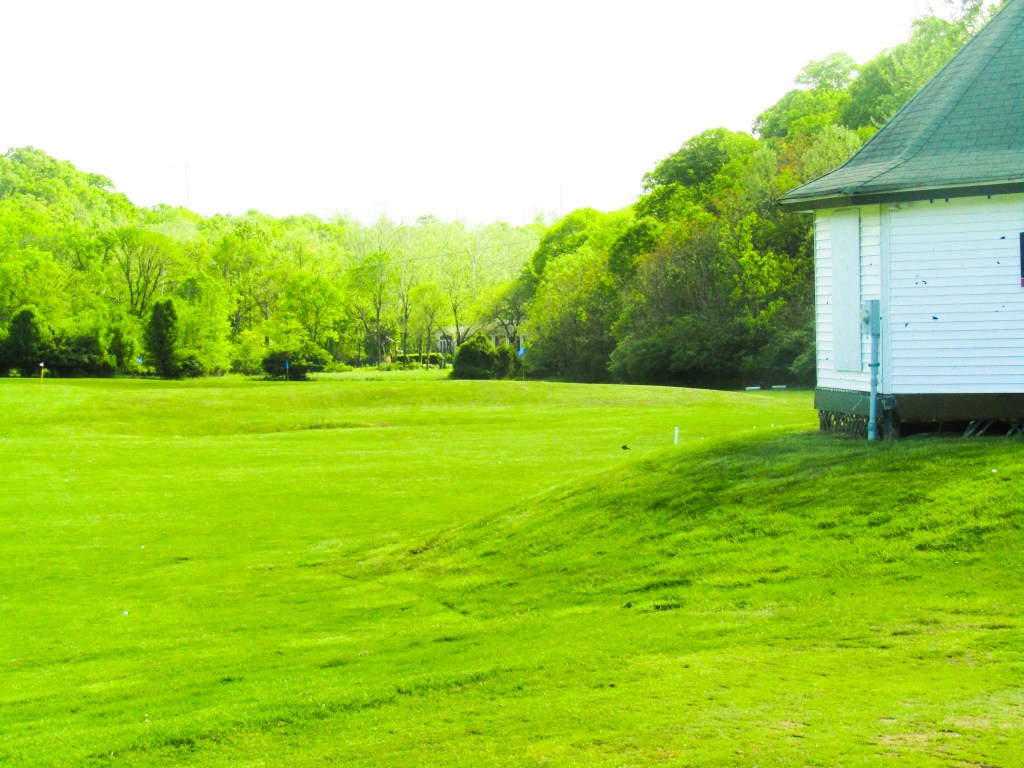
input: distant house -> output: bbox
[436,329,455,356]
[779,0,1024,436]
[435,323,520,355]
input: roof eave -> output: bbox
[778,179,1024,212]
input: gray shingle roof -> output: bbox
[779,0,1024,211]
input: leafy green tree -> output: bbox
[473,220,543,285]
[798,125,864,182]
[520,208,633,382]
[610,209,741,386]
[644,128,761,191]
[408,281,451,362]
[230,328,268,374]
[525,246,619,382]
[754,54,857,140]
[474,278,530,350]
[0,147,135,230]
[102,227,182,317]
[175,274,232,376]
[346,252,396,364]
[279,271,342,350]
[0,190,83,330]
[527,208,604,279]
[637,129,759,220]
[795,51,859,91]
[608,217,663,281]
[402,217,468,346]
[0,245,69,329]
[146,299,182,378]
[841,7,986,130]
[407,216,540,347]
[208,213,282,333]
[438,250,475,346]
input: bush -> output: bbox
[324,362,355,374]
[49,333,116,377]
[451,333,508,380]
[261,347,330,381]
[494,344,515,379]
[179,354,225,378]
[108,318,142,374]
[389,352,448,367]
[230,329,268,375]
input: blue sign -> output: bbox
[285,360,290,369]
[137,356,144,364]
[517,347,526,358]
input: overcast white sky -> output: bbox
[4,0,952,225]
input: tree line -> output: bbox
[0,1,995,385]
[0,153,542,378]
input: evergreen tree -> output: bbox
[146,299,181,378]
[3,307,52,376]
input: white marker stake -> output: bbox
[674,427,679,446]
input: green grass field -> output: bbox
[1,375,1021,766]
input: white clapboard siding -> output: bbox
[887,195,1024,394]
[815,207,880,392]
[861,207,882,385]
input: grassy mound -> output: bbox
[1,378,1021,766]
[370,434,1023,766]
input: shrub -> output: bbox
[230,328,267,375]
[495,344,515,379]
[324,362,355,374]
[49,333,116,377]
[452,333,503,380]
[179,354,226,378]
[108,318,142,374]
[388,352,448,368]
[261,347,330,381]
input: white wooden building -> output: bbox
[780,0,1024,436]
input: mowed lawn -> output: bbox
[2,375,1022,766]
[0,372,810,549]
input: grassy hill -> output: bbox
[1,376,1021,766]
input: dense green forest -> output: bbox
[0,2,995,385]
